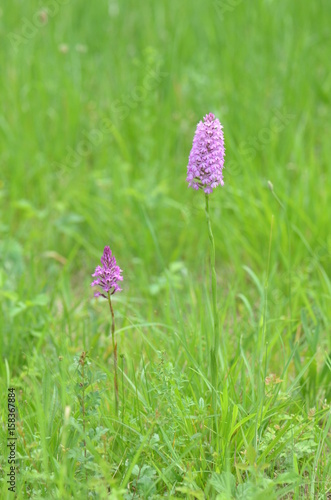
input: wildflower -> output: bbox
[91,246,123,298]
[186,112,225,194]
[91,246,123,415]
[186,113,226,434]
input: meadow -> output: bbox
[0,0,330,498]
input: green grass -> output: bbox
[0,0,330,498]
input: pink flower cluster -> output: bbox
[186,113,225,194]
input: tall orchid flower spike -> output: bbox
[187,112,226,438]
[91,246,123,414]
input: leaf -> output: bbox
[258,420,292,463]
[29,294,49,307]
[150,433,160,446]
[121,426,154,487]
[176,486,205,499]
[231,413,256,437]
[273,471,300,484]
[209,472,236,495]
[246,444,257,466]
[9,301,27,317]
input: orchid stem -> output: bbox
[205,194,220,353]
[107,292,119,415]
[205,193,220,439]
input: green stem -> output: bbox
[205,194,220,354]
[205,193,220,443]
[107,292,119,415]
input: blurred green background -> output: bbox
[0,0,330,497]
[1,0,330,353]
